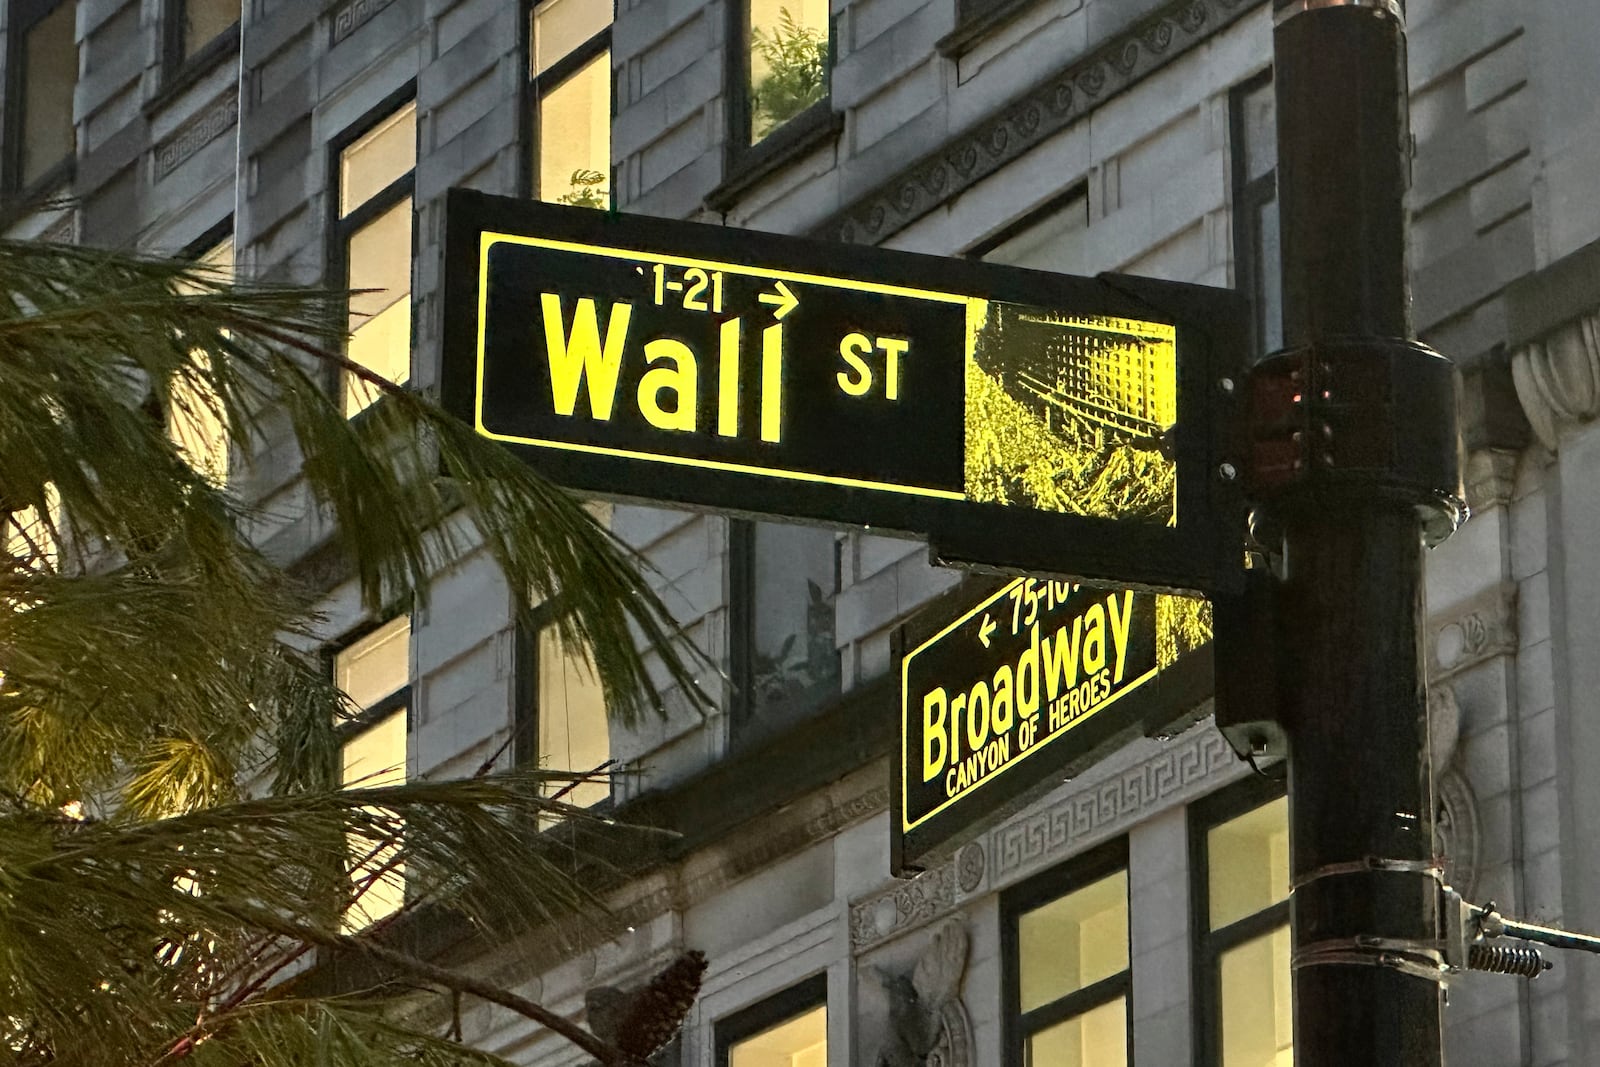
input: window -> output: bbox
[1230,71,1281,358]
[514,609,612,810]
[162,0,239,78]
[527,0,611,207]
[1003,839,1130,1066]
[4,0,78,195]
[168,234,233,486]
[334,614,411,928]
[970,186,1091,275]
[729,0,831,154]
[715,973,827,1067]
[729,520,840,744]
[1191,775,1292,1067]
[332,96,415,417]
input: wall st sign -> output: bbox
[442,190,1247,593]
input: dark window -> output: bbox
[729,519,840,745]
[726,0,832,164]
[714,973,827,1067]
[526,0,611,206]
[161,0,239,80]
[1230,71,1281,358]
[1190,771,1292,1067]
[329,91,415,417]
[4,0,78,195]
[940,0,1037,56]
[969,185,1091,273]
[1002,837,1131,1066]
[513,604,613,810]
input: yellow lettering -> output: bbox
[949,692,967,766]
[718,318,741,437]
[837,332,873,396]
[1083,602,1107,676]
[761,323,783,442]
[965,680,991,753]
[1042,618,1082,700]
[1017,624,1040,719]
[540,295,631,420]
[638,339,698,431]
[1106,591,1133,683]
[922,688,948,782]
[990,664,1014,734]
[878,337,908,400]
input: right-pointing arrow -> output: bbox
[758,280,798,320]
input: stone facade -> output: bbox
[6,0,1600,1062]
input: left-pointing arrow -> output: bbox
[758,280,799,320]
[979,613,996,648]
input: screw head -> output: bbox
[1219,377,1236,395]
[1218,462,1239,481]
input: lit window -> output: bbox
[528,0,611,206]
[515,614,611,810]
[731,520,840,743]
[163,0,239,73]
[1005,840,1129,1065]
[717,975,827,1067]
[169,235,234,486]
[3,484,62,577]
[334,615,411,928]
[1194,782,1292,1066]
[6,0,78,193]
[334,101,415,417]
[740,0,829,147]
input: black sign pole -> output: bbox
[1261,2,1461,1063]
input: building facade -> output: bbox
[5,0,1599,1062]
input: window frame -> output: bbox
[1001,835,1133,1066]
[718,0,839,200]
[937,0,1039,58]
[521,0,613,203]
[325,82,418,413]
[1188,767,1290,1067]
[2,0,77,201]
[726,518,843,747]
[964,182,1091,263]
[1229,68,1280,360]
[158,0,240,95]
[713,972,828,1067]
[511,597,617,809]
[329,613,414,745]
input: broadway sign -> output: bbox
[441,189,1247,592]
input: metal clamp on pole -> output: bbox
[1274,0,1405,27]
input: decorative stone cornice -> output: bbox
[330,0,398,45]
[154,95,238,183]
[1510,309,1600,451]
[1428,583,1518,683]
[1463,448,1519,513]
[813,0,1265,246]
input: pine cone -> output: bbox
[614,950,708,1059]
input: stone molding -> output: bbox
[813,0,1264,246]
[1511,309,1600,451]
[849,726,1244,953]
[330,0,397,45]
[1429,583,1518,683]
[1463,448,1519,513]
[154,95,238,183]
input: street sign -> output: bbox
[891,577,1213,873]
[442,189,1246,592]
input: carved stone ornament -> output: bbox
[1428,584,1518,683]
[851,865,956,954]
[1437,766,1481,900]
[1511,311,1600,451]
[867,920,974,1067]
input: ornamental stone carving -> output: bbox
[1511,310,1600,450]
[865,920,973,1067]
[1428,584,1517,683]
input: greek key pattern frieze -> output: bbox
[330,0,397,45]
[990,728,1238,883]
[154,97,238,183]
[816,0,1264,246]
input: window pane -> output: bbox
[180,0,238,60]
[22,1,77,187]
[335,615,411,711]
[537,51,611,206]
[4,484,62,575]
[1256,195,1283,354]
[728,1003,827,1067]
[338,102,415,218]
[1207,797,1289,930]
[537,624,610,808]
[341,708,406,927]
[750,522,838,723]
[981,194,1091,275]
[748,0,828,144]
[345,198,413,415]
[1240,81,1277,184]
[1220,925,1293,1067]
[170,238,234,486]
[1018,870,1128,1012]
[531,0,611,77]
[1026,996,1127,1067]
